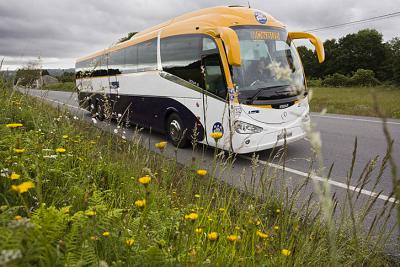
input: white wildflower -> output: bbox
[0,249,22,266]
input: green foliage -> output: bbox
[58,72,75,83]
[118,32,138,43]
[321,69,380,87]
[307,79,322,87]
[350,69,380,86]
[321,73,351,87]
[297,28,400,84]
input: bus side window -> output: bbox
[125,45,138,73]
[161,35,203,88]
[138,39,157,72]
[202,54,226,99]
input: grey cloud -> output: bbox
[1,0,399,69]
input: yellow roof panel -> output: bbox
[77,6,285,63]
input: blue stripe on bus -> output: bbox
[78,92,205,141]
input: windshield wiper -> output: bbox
[245,85,289,104]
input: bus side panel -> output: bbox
[78,72,206,141]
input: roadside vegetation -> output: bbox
[0,76,398,266]
[43,81,76,92]
[309,85,400,119]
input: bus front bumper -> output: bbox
[232,125,307,154]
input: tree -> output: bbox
[297,46,320,79]
[390,38,400,85]
[118,32,138,43]
[335,29,385,79]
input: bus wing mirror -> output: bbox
[217,27,241,66]
[288,32,325,63]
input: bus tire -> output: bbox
[95,100,105,121]
[166,113,190,148]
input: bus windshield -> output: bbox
[231,26,305,104]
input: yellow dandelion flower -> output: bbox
[138,175,151,185]
[184,213,198,221]
[62,135,69,139]
[85,210,96,217]
[281,249,291,256]
[210,132,223,140]
[126,239,135,247]
[55,148,66,153]
[14,148,25,154]
[274,226,279,230]
[276,209,281,213]
[61,207,71,214]
[256,230,268,239]
[195,228,203,234]
[207,232,219,241]
[10,181,35,194]
[155,141,167,150]
[102,231,110,237]
[227,235,239,242]
[15,215,22,221]
[134,199,146,208]
[194,194,201,198]
[6,123,23,129]
[196,169,207,176]
[10,172,21,180]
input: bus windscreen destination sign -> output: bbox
[251,31,280,40]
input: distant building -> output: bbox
[42,75,58,85]
[33,75,58,88]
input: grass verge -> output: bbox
[310,86,400,119]
[0,79,398,266]
[43,82,76,92]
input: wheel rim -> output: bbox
[169,120,182,142]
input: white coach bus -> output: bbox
[76,6,325,154]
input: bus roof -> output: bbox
[77,6,285,63]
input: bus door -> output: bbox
[201,53,230,150]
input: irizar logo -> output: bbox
[254,11,267,24]
[279,103,289,109]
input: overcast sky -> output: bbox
[1,0,399,70]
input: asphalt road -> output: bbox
[22,88,400,255]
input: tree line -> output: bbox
[297,29,400,86]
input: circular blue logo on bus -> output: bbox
[254,11,267,24]
[212,122,224,134]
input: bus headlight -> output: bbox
[234,121,263,134]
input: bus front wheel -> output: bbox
[166,113,190,148]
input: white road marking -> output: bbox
[312,114,400,126]
[240,155,397,203]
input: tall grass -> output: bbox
[0,80,398,266]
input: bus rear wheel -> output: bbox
[91,100,105,121]
[166,113,190,148]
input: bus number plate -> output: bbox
[277,132,292,141]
